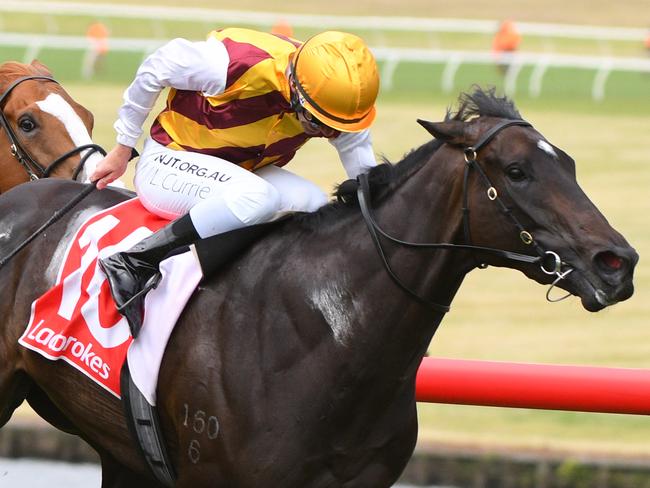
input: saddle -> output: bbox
[20,196,292,486]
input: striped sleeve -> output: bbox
[115,37,229,147]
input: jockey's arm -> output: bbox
[92,37,229,189]
[329,129,377,179]
[115,37,229,148]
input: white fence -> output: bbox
[2,32,649,101]
[1,3,649,100]
[0,0,647,42]
[371,47,650,100]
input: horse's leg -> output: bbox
[0,370,32,427]
[99,451,165,488]
[26,386,80,434]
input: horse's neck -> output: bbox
[311,160,470,384]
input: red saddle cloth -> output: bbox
[19,198,170,397]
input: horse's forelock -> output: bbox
[0,60,52,90]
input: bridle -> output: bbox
[357,118,573,313]
[0,75,106,187]
[0,75,106,270]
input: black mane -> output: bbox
[447,86,521,122]
[296,87,520,228]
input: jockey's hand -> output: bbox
[91,144,133,190]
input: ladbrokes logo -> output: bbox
[26,320,111,380]
[19,198,168,397]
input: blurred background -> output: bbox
[1,0,649,486]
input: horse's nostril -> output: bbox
[595,251,625,273]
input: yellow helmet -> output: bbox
[290,31,379,132]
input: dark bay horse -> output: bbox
[0,60,101,193]
[0,89,637,487]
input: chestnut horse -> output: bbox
[0,60,102,193]
[0,89,637,487]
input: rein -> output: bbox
[357,119,572,312]
[0,181,98,270]
[0,75,103,184]
[0,143,104,270]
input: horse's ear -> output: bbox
[30,60,52,77]
[417,119,467,145]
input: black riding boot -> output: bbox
[99,214,200,338]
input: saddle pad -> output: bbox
[19,198,202,403]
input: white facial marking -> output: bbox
[537,140,558,159]
[310,283,353,347]
[35,93,102,180]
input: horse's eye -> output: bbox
[18,117,36,133]
[506,164,526,182]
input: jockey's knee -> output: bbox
[225,179,281,225]
[262,175,327,213]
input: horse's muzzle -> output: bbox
[593,246,638,286]
[572,244,638,311]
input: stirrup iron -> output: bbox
[116,272,162,313]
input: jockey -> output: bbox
[90,28,380,335]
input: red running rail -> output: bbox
[416,357,650,415]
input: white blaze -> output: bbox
[35,93,103,182]
[537,139,558,159]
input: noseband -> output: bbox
[357,119,572,313]
[0,75,105,186]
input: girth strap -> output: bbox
[121,363,175,487]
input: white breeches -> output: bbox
[134,138,327,238]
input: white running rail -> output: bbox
[1,9,649,101]
[0,0,647,42]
